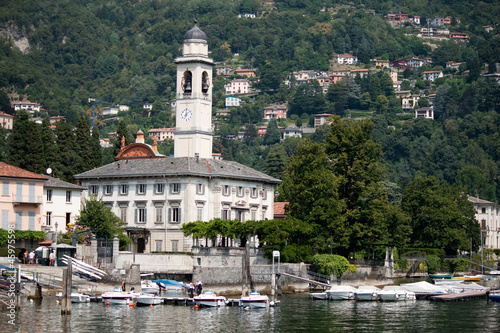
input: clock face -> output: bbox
[180,107,192,121]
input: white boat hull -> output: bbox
[355,292,379,301]
[136,296,163,306]
[378,291,416,301]
[327,290,355,300]
[194,299,227,307]
[309,292,328,300]
[239,296,270,308]
[101,292,138,305]
[56,292,90,303]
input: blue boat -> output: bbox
[488,291,500,302]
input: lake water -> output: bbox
[4,294,500,333]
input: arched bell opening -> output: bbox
[202,71,210,93]
[182,71,193,93]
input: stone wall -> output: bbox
[114,252,193,274]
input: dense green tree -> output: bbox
[263,119,281,145]
[54,120,80,182]
[265,145,287,180]
[75,116,94,174]
[76,196,126,241]
[456,165,496,202]
[401,176,480,254]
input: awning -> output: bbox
[38,240,53,245]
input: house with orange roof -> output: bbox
[225,78,250,95]
[0,111,14,130]
[350,69,369,78]
[235,68,256,78]
[314,113,333,127]
[274,202,289,220]
[374,59,390,68]
[0,162,48,242]
[148,127,175,142]
[13,101,41,114]
[422,70,443,81]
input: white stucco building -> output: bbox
[469,196,500,249]
[75,23,280,253]
[43,176,86,235]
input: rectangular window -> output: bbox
[155,207,163,223]
[155,183,164,194]
[262,189,267,200]
[120,207,128,224]
[171,240,179,252]
[89,185,99,195]
[16,183,22,201]
[15,211,22,230]
[237,210,244,222]
[262,208,267,221]
[251,210,256,221]
[169,207,181,223]
[2,182,8,196]
[46,212,52,226]
[46,189,52,202]
[135,208,147,223]
[221,209,231,220]
[104,185,113,196]
[120,184,128,195]
[197,207,203,221]
[481,208,486,214]
[29,183,35,202]
[66,213,71,226]
[2,210,9,229]
[237,186,244,197]
[156,240,163,252]
[223,185,230,196]
[196,183,205,195]
[251,188,258,198]
[29,212,35,230]
[137,184,146,195]
[170,183,180,194]
[66,191,71,203]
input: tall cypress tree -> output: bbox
[55,120,80,182]
[23,121,45,174]
[75,116,93,174]
[41,117,59,172]
[113,120,132,156]
[6,111,30,168]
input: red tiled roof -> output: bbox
[0,161,48,180]
[274,202,289,215]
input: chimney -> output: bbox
[136,129,145,144]
[152,135,158,153]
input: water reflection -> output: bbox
[3,294,500,332]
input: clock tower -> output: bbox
[174,21,214,159]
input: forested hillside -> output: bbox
[1,0,500,204]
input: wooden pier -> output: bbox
[429,291,487,302]
[91,296,279,307]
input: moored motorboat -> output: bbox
[141,280,160,294]
[56,291,91,303]
[463,275,483,282]
[488,290,500,302]
[309,292,328,300]
[433,277,465,285]
[193,290,227,307]
[429,273,454,279]
[326,285,357,301]
[378,286,416,301]
[355,286,380,301]
[101,287,139,305]
[136,292,163,306]
[239,290,270,308]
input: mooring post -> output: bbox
[61,259,72,315]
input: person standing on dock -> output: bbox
[196,280,203,295]
[122,279,126,292]
[188,282,195,298]
[49,251,55,266]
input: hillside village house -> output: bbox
[225,96,241,107]
[422,70,444,81]
[336,54,358,65]
[415,107,434,119]
[282,125,302,140]
[263,105,287,120]
[215,65,234,76]
[350,69,369,79]
[314,113,332,127]
[225,78,250,95]
[402,94,421,110]
[374,59,390,68]
[13,101,41,114]
[143,103,153,110]
[0,111,14,130]
[43,176,85,235]
[235,69,256,78]
[1,162,48,247]
[469,196,500,249]
[148,128,175,142]
[75,24,280,253]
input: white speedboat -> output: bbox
[355,286,380,301]
[309,292,328,300]
[136,292,163,306]
[326,285,357,300]
[433,277,465,285]
[141,280,160,294]
[378,286,416,301]
[193,290,227,307]
[101,287,139,305]
[56,292,91,303]
[239,290,270,308]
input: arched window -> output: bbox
[182,71,192,93]
[202,71,210,93]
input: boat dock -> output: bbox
[91,296,279,307]
[429,291,487,302]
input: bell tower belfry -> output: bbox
[174,20,214,159]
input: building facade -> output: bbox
[43,176,85,235]
[75,23,280,254]
[1,162,47,233]
[469,196,500,249]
